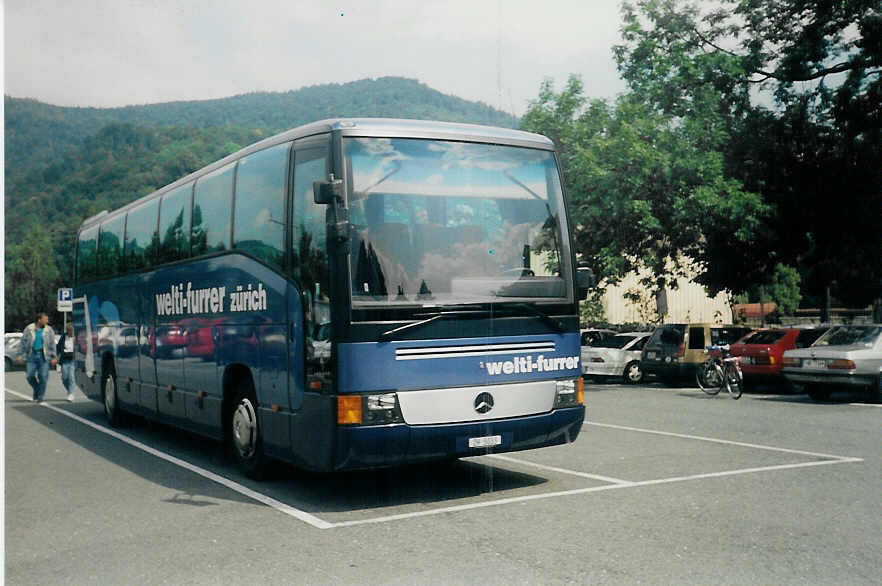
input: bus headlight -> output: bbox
[337,393,405,425]
[554,378,583,408]
[363,392,404,424]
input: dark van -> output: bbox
[641,323,751,384]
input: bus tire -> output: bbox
[102,366,124,427]
[230,382,266,479]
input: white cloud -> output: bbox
[4,0,626,113]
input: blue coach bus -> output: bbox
[73,119,592,477]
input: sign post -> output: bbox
[58,288,73,330]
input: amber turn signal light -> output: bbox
[337,395,362,425]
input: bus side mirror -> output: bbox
[313,178,343,204]
[577,266,594,299]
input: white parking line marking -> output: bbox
[7,386,864,531]
[5,388,333,530]
[330,457,860,528]
[483,454,634,485]
[584,420,858,461]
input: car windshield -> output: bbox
[647,325,685,347]
[594,335,639,349]
[813,325,882,346]
[711,327,750,345]
[345,137,570,307]
[741,330,786,345]
[795,327,828,348]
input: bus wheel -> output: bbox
[230,384,266,479]
[102,367,123,427]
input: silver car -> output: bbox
[781,324,882,402]
[581,332,650,384]
[5,333,24,371]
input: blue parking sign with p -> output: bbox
[58,287,73,312]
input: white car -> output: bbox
[781,324,882,402]
[5,333,24,371]
[581,332,651,384]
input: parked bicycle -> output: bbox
[695,344,743,399]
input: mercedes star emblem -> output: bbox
[474,392,494,414]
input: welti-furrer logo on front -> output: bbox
[480,354,580,376]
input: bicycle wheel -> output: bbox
[696,361,722,395]
[724,365,743,400]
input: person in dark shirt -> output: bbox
[56,322,79,402]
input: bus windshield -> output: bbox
[345,137,570,307]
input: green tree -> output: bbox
[5,223,60,329]
[614,0,882,306]
[521,75,769,298]
[766,263,802,316]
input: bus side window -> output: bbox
[124,198,160,271]
[77,225,100,282]
[158,183,193,264]
[97,214,126,278]
[292,143,331,373]
[234,142,289,270]
[192,163,235,256]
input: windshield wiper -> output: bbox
[500,303,566,333]
[378,309,490,342]
[377,303,565,341]
[503,170,562,270]
[357,160,402,196]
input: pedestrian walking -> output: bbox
[21,312,57,402]
[56,322,79,402]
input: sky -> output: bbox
[3,0,628,116]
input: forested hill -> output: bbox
[5,77,517,172]
[3,77,518,327]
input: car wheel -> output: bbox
[805,384,831,402]
[229,382,266,479]
[623,361,643,384]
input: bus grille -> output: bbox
[395,341,556,361]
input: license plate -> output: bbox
[802,359,826,368]
[646,352,657,360]
[469,435,502,448]
[742,356,753,364]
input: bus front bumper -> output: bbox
[333,406,585,470]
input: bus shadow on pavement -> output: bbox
[268,459,548,514]
[12,398,549,516]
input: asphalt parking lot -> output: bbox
[4,372,880,585]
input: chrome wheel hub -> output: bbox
[232,399,257,459]
[627,364,641,382]
[104,376,116,413]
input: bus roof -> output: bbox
[77,118,555,231]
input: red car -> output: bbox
[730,327,829,384]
